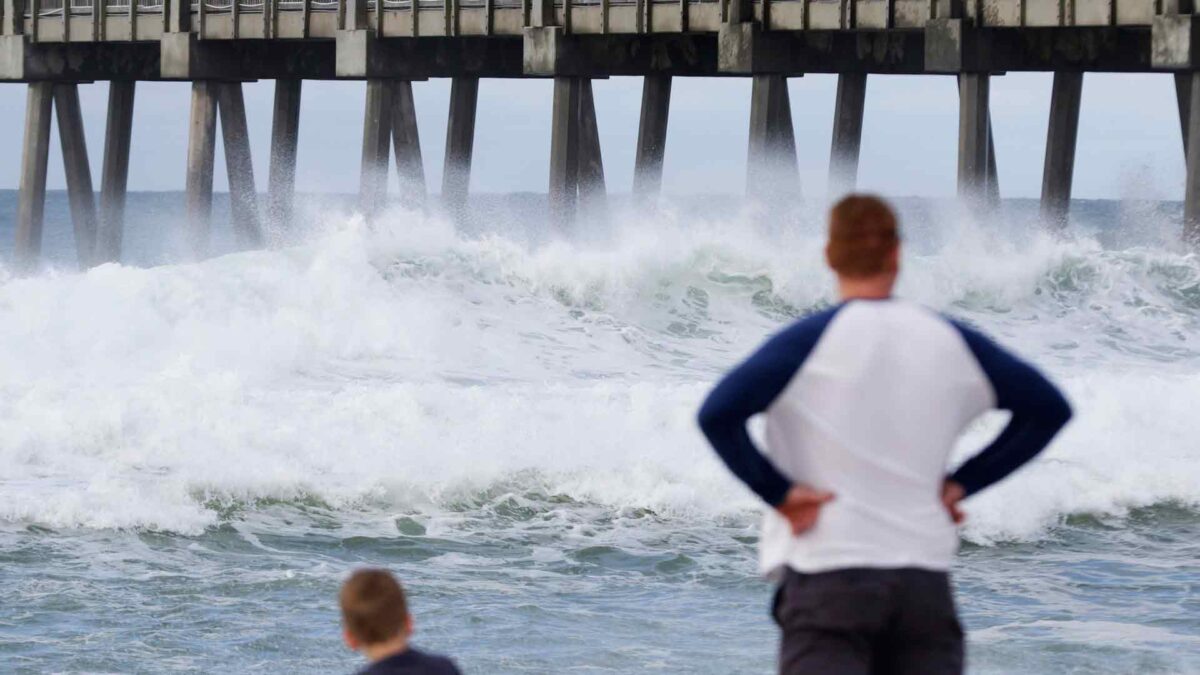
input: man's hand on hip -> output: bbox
[942,480,966,524]
[776,485,836,535]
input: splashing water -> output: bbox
[1,194,1198,673]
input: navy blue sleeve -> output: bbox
[697,307,842,507]
[949,322,1073,498]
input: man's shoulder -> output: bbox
[358,648,462,675]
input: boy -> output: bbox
[340,568,463,675]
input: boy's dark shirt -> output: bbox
[357,648,462,675]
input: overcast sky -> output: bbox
[0,73,1186,200]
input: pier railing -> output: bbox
[1,0,1177,42]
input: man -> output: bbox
[697,195,1071,674]
[340,568,463,675]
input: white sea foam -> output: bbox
[1,203,1198,543]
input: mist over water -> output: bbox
[1,191,1199,673]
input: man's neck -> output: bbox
[837,281,893,302]
[364,636,410,663]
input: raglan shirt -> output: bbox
[698,299,1072,576]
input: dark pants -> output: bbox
[771,567,964,675]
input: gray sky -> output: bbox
[0,73,1186,200]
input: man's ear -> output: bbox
[343,628,360,651]
[403,613,415,639]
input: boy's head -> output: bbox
[825,194,901,284]
[340,568,413,652]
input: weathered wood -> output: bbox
[747,74,798,199]
[391,80,426,207]
[185,81,218,258]
[53,83,99,269]
[14,82,53,273]
[1185,72,1200,244]
[578,78,605,210]
[1040,71,1083,228]
[268,78,302,232]
[97,80,135,264]
[633,74,671,201]
[360,79,394,217]
[442,76,479,213]
[957,73,990,204]
[549,76,581,228]
[829,71,867,194]
[216,82,264,248]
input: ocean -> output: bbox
[0,191,1198,673]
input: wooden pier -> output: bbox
[4,0,1200,270]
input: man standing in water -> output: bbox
[698,195,1072,674]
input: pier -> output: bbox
[4,0,1200,270]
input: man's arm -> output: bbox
[950,323,1073,498]
[697,308,841,506]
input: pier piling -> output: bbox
[633,75,671,203]
[15,83,53,274]
[216,82,264,247]
[185,82,218,258]
[1185,72,1200,243]
[268,79,302,233]
[747,74,798,199]
[829,72,867,195]
[549,76,581,228]
[578,79,605,211]
[1177,73,1191,158]
[957,73,990,206]
[1040,72,1083,228]
[391,80,425,207]
[442,76,479,214]
[360,79,394,217]
[53,83,99,269]
[97,81,135,265]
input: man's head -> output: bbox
[340,568,413,652]
[825,195,901,297]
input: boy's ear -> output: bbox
[343,628,361,651]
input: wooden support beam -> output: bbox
[15,82,53,274]
[747,74,798,199]
[549,76,581,229]
[216,82,264,248]
[442,76,478,214]
[268,78,302,232]
[633,75,670,202]
[185,81,218,258]
[829,71,867,195]
[360,79,394,218]
[578,78,605,211]
[391,80,426,208]
[957,73,990,205]
[97,81,135,265]
[53,83,99,270]
[1040,71,1082,228]
[1185,72,1200,244]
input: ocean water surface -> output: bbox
[0,191,1198,673]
